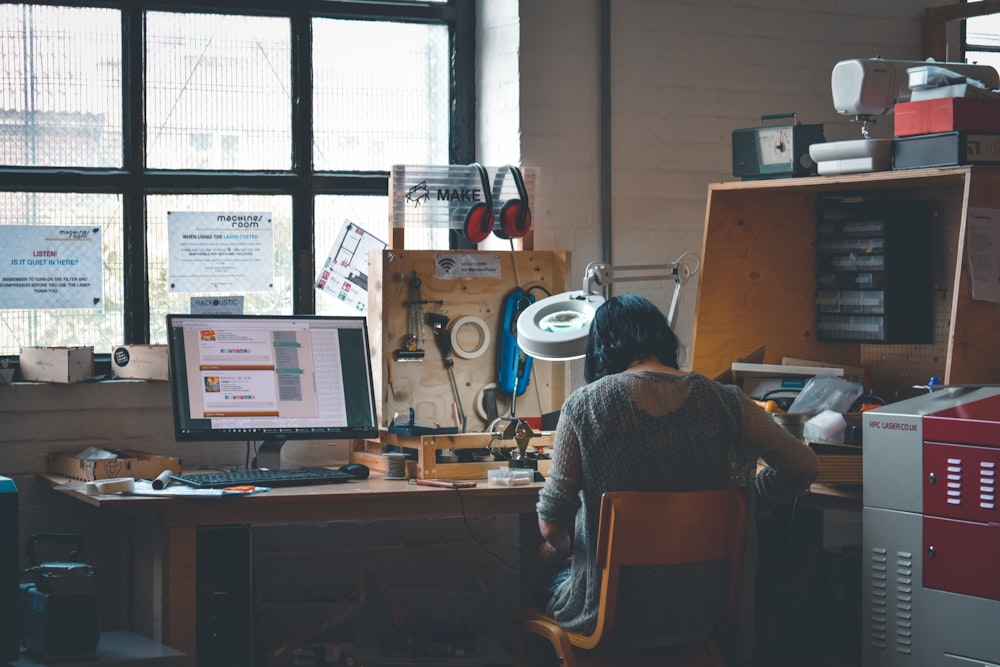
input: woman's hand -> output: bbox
[538,541,571,566]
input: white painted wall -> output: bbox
[500,0,944,366]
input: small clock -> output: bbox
[732,113,825,180]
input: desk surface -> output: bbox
[40,472,544,525]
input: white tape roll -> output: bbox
[473,382,510,422]
[450,315,491,360]
[85,477,135,495]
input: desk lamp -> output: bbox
[494,252,701,478]
[515,252,701,361]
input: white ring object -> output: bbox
[474,382,510,421]
[450,315,491,360]
[516,291,604,360]
[85,477,135,495]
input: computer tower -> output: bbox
[0,476,19,662]
[196,525,253,667]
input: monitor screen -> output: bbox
[166,314,379,468]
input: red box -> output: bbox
[894,98,1000,137]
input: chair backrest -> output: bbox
[583,487,749,649]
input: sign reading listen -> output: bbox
[0,225,103,309]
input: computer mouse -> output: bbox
[339,462,370,479]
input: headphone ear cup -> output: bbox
[463,203,492,243]
[497,199,531,239]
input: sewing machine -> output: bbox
[811,57,1000,174]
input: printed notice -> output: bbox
[967,207,1000,304]
[0,225,103,309]
[168,211,274,293]
[315,220,386,313]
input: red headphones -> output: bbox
[494,165,532,239]
[462,162,494,243]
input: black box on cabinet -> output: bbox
[816,199,933,343]
[0,476,19,662]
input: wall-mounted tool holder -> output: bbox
[367,249,570,433]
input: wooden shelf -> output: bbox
[692,166,1000,402]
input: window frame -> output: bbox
[0,0,475,362]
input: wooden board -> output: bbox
[693,166,1000,402]
[367,249,570,433]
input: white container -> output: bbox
[803,409,847,442]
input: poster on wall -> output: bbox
[967,207,1000,304]
[315,219,386,313]
[168,211,274,293]
[0,225,103,309]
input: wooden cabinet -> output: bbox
[691,166,1000,402]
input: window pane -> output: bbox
[0,5,122,168]
[146,12,292,170]
[147,194,293,344]
[313,19,449,171]
[0,192,123,355]
[968,11,1000,49]
[314,195,389,316]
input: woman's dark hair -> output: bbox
[583,293,680,382]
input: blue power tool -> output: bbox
[497,288,534,397]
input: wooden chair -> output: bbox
[515,488,749,667]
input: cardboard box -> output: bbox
[894,98,1000,137]
[111,344,169,381]
[47,450,181,482]
[19,346,94,383]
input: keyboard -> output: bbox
[171,467,356,489]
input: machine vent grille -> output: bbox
[869,546,888,650]
[893,550,914,655]
[869,546,918,655]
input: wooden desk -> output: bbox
[41,474,542,667]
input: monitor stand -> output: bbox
[255,439,287,470]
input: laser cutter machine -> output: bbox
[862,385,1000,666]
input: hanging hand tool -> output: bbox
[427,312,467,433]
[395,271,426,361]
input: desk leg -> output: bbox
[165,525,198,667]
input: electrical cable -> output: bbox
[451,487,518,572]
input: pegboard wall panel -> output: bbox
[367,249,569,432]
[858,188,961,402]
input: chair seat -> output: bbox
[515,489,748,667]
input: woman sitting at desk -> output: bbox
[534,294,818,658]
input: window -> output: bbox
[0,1,473,357]
[965,8,1000,70]
[963,0,1000,70]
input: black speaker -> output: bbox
[197,526,253,667]
[0,476,18,662]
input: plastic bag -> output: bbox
[787,375,864,415]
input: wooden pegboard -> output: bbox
[858,188,960,402]
[366,249,570,432]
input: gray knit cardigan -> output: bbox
[535,371,818,652]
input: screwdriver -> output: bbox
[427,312,467,433]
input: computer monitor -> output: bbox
[166,314,379,469]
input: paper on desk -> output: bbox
[126,480,270,497]
[967,208,1000,304]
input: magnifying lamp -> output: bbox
[515,252,701,361]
